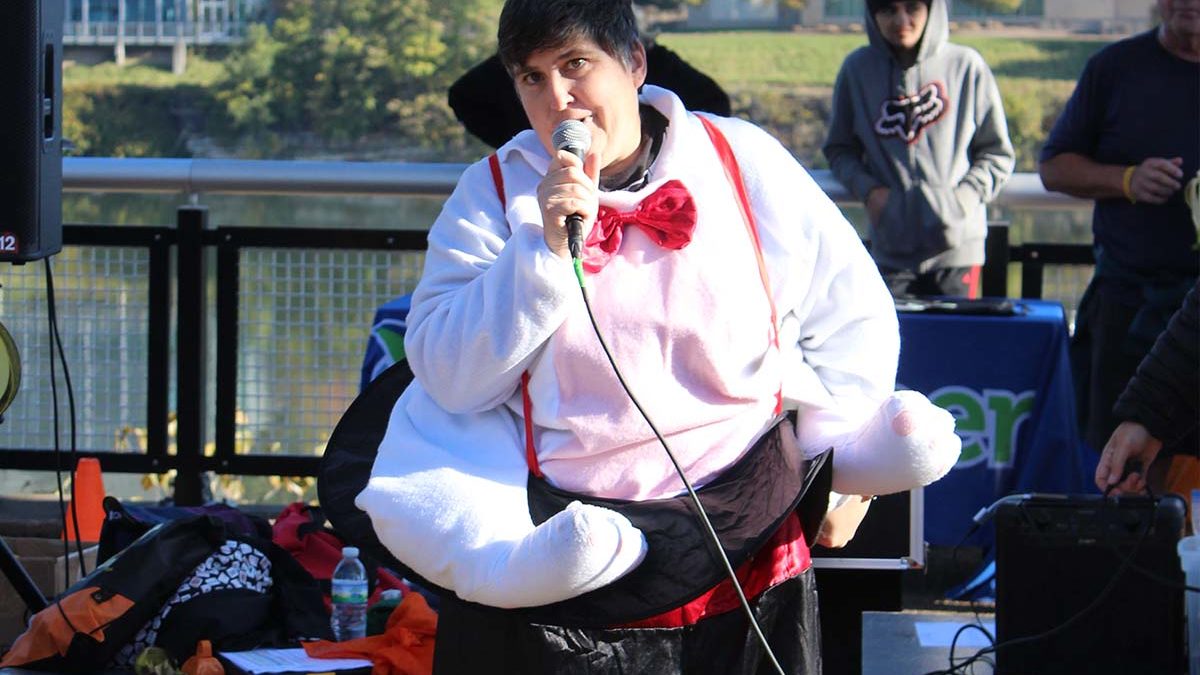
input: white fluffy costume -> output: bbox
[356,86,960,609]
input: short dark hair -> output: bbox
[498,0,639,73]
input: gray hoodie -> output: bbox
[822,0,1014,273]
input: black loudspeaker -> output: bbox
[995,495,1186,675]
[0,0,63,263]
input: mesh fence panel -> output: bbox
[0,247,152,453]
[233,248,424,459]
[1040,263,1093,330]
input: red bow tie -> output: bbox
[582,180,698,273]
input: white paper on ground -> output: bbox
[914,620,995,648]
[220,647,372,673]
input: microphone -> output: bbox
[551,120,592,260]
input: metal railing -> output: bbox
[0,159,1093,505]
[65,157,1071,204]
[63,158,1092,302]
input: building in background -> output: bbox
[63,0,263,72]
[685,0,1153,33]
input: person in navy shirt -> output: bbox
[1039,0,1199,492]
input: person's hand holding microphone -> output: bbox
[539,120,601,261]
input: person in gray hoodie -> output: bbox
[823,0,1014,298]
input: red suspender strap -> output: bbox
[489,154,543,477]
[697,116,784,415]
[520,372,542,478]
[488,153,507,210]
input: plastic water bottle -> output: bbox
[330,546,368,642]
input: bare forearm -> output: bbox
[1038,153,1126,200]
[817,494,873,548]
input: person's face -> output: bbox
[874,1,930,52]
[1159,0,1200,40]
[512,35,647,172]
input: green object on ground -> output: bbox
[367,589,404,636]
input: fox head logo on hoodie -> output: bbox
[874,81,948,144]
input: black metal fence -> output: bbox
[0,207,1092,505]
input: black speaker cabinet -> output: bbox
[995,495,1186,675]
[0,0,63,263]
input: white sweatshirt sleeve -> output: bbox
[404,159,579,414]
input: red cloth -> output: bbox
[272,502,406,610]
[303,591,438,675]
[617,512,811,628]
[583,179,697,272]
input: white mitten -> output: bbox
[356,389,648,609]
[799,390,961,496]
[472,500,649,607]
[358,474,648,609]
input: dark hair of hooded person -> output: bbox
[498,0,641,74]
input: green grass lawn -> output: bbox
[656,32,1110,90]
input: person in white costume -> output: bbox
[356,0,960,671]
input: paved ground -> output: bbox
[903,544,996,615]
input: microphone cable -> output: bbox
[571,275,788,675]
[44,258,87,584]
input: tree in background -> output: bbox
[215,0,1032,150]
[218,0,500,145]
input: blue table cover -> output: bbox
[898,299,1098,546]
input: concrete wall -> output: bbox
[1043,0,1153,31]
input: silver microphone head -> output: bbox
[551,120,591,161]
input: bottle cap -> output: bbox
[342,546,359,558]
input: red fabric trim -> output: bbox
[615,513,811,629]
[696,116,783,416]
[521,372,542,477]
[963,265,982,300]
[487,153,506,210]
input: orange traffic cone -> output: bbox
[62,457,106,543]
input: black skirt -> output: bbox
[433,567,823,675]
[432,416,833,674]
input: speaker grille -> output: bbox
[995,496,1185,674]
[0,1,62,263]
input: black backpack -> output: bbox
[0,515,331,672]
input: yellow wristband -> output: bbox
[1122,165,1137,204]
